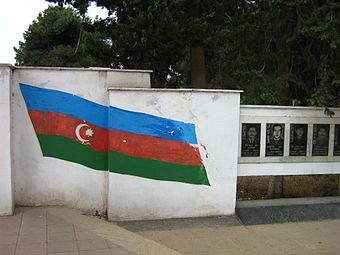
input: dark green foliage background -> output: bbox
[16,0,340,107]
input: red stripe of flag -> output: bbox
[28,110,203,166]
[109,130,203,166]
[28,110,108,152]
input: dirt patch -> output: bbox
[237,175,340,200]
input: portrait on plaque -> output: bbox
[289,124,307,156]
[312,124,329,156]
[266,123,284,156]
[241,123,261,157]
[334,125,340,156]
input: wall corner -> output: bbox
[0,64,14,215]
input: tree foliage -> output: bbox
[17,1,340,106]
[14,5,113,67]
[204,0,340,106]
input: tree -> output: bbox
[46,0,229,88]
[43,0,339,108]
[103,0,186,87]
[204,0,339,107]
[15,5,114,67]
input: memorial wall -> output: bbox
[241,123,338,158]
[238,106,340,176]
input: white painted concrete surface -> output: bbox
[0,64,14,215]
[11,67,151,214]
[108,89,241,220]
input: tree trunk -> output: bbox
[191,46,206,89]
[267,176,284,198]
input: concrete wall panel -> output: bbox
[108,89,241,220]
[11,67,151,214]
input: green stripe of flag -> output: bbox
[37,135,108,170]
[109,151,210,186]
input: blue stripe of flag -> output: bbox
[19,83,198,144]
[20,83,108,129]
[108,106,197,144]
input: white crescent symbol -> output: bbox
[75,123,90,144]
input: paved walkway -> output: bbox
[0,207,180,255]
[137,219,340,255]
[1,206,340,255]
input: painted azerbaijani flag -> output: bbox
[19,83,210,186]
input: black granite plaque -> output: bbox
[334,125,340,156]
[289,124,307,156]
[312,124,329,156]
[266,123,284,157]
[241,123,261,157]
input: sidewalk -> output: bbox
[0,206,180,255]
[1,206,340,255]
[137,218,340,255]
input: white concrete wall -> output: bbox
[238,105,340,176]
[15,66,152,89]
[108,88,241,220]
[11,67,151,214]
[7,65,340,219]
[0,64,14,216]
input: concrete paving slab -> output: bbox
[0,207,181,255]
[45,207,181,255]
[136,220,340,255]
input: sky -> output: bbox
[0,0,107,65]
